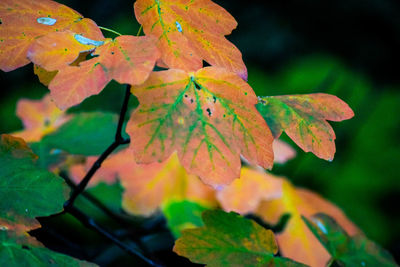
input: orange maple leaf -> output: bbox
[28,31,160,109]
[0,0,103,71]
[217,167,283,214]
[127,67,274,187]
[70,149,216,216]
[12,94,70,142]
[134,0,247,79]
[273,139,297,164]
[256,179,359,267]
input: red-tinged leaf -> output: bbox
[33,65,57,86]
[42,35,159,109]
[127,67,274,187]
[12,94,70,142]
[0,0,103,71]
[273,139,296,164]
[257,93,354,161]
[255,179,359,267]
[28,30,102,71]
[70,149,217,216]
[217,167,282,214]
[134,0,247,79]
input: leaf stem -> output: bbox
[136,25,143,36]
[98,26,122,36]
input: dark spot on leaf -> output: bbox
[194,83,201,90]
[184,94,188,98]
[260,99,266,105]
[111,51,114,55]
[213,96,217,103]
[244,92,248,95]
[0,19,2,25]
[44,119,51,127]
[21,245,30,250]
[64,48,68,52]
[223,114,226,118]
[206,108,212,117]
[190,99,194,103]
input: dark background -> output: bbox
[1,0,399,265]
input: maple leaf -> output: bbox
[216,167,283,214]
[28,31,160,109]
[127,67,274,187]
[273,139,296,164]
[0,230,97,266]
[134,0,247,79]
[257,93,354,160]
[70,149,216,216]
[173,210,307,267]
[162,200,209,238]
[255,179,359,267]
[0,134,69,231]
[33,65,57,86]
[12,94,70,142]
[41,112,119,156]
[0,0,103,72]
[303,214,398,267]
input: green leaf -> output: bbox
[86,182,123,213]
[302,213,398,267]
[0,135,69,229]
[162,200,208,238]
[173,210,307,267]
[41,112,118,156]
[29,142,66,169]
[256,94,353,161]
[0,230,97,267]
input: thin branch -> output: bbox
[67,206,163,267]
[115,84,132,142]
[64,85,132,210]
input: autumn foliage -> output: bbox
[0,0,397,266]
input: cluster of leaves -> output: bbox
[0,0,397,266]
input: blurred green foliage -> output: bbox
[248,55,400,250]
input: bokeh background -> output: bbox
[1,0,399,264]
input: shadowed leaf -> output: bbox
[303,214,398,267]
[0,230,97,266]
[41,112,118,156]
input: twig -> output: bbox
[67,206,163,267]
[64,84,132,210]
